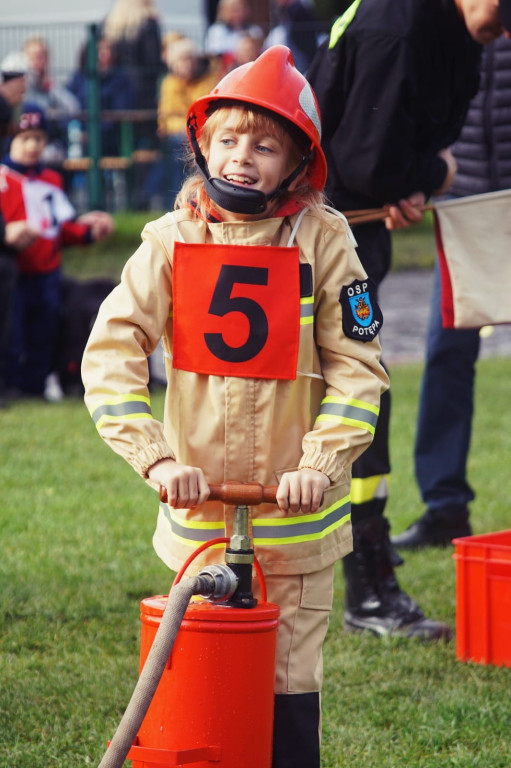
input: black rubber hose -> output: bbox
[97,575,211,768]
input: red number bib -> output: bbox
[172,242,300,380]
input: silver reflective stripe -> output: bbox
[298,83,322,139]
[92,398,152,425]
[315,396,379,433]
[160,503,226,542]
[300,296,314,324]
[252,495,350,544]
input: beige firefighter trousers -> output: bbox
[253,563,335,695]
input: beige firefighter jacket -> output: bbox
[82,206,389,575]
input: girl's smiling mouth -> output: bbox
[225,173,257,185]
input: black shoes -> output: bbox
[343,515,452,641]
[343,568,452,641]
[391,511,472,550]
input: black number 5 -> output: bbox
[204,265,269,363]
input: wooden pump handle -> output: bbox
[159,481,278,506]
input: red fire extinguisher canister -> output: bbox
[128,595,280,768]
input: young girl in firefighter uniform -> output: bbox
[82,46,388,768]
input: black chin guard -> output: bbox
[203,176,269,214]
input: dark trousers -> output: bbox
[414,261,479,521]
[272,693,320,768]
[7,268,61,394]
[0,252,18,392]
[349,221,392,521]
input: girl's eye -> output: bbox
[257,143,277,154]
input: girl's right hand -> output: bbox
[148,458,210,508]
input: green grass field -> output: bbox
[1,356,511,767]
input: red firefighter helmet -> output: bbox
[186,46,327,211]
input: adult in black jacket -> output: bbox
[392,35,511,550]
[307,0,511,640]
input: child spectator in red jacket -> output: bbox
[0,103,113,400]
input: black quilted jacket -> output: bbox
[450,36,511,196]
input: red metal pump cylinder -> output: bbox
[129,595,280,768]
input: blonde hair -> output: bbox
[104,0,159,42]
[165,37,198,67]
[175,105,327,220]
[23,36,48,53]
[161,30,186,60]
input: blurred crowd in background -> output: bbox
[1,0,331,213]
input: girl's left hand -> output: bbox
[276,468,330,514]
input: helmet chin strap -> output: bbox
[187,117,312,215]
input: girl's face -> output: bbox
[204,108,302,221]
[10,130,47,165]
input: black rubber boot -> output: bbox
[343,515,452,641]
[272,693,320,768]
[391,509,472,550]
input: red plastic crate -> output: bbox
[453,530,511,667]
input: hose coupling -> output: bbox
[197,564,239,602]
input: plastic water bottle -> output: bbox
[67,119,83,159]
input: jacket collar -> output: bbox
[1,154,43,176]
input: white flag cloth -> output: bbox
[435,189,511,329]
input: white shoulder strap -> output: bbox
[286,205,358,247]
[166,211,185,243]
[323,205,358,247]
[286,207,310,246]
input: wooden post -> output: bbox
[86,23,103,209]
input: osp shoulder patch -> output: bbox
[339,278,383,342]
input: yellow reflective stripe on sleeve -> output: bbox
[329,0,363,48]
[252,495,350,545]
[300,296,314,325]
[350,474,389,505]
[160,503,226,546]
[315,395,379,434]
[91,394,153,430]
